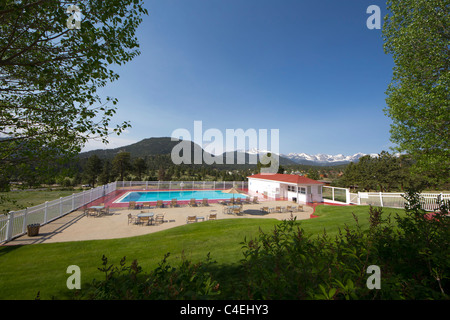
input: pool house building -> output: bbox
[247,173,324,204]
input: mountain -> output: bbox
[78,137,297,167]
[281,152,376,165]
[78,137,373,167]
[245,149,378,166]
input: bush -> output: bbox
[78,191,449,300]
[236,191,449,300]
[80,253,220,300]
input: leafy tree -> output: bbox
[112,151,132,181]
[98,159,112,185]
[383,0,449,183]
[84,155,102,187]
[133,157,147,181]
[0,0,147,181]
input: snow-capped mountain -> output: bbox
[282,152,375,164]
[239,149,378,165]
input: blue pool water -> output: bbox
[117,190,247,203]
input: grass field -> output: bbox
[0,190,82,214]
[0,204,406,300]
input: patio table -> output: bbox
[89,206,105,216]
[137,212,154,225]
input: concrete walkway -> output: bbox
[5,201,314,245]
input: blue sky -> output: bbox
[86,0,395,156]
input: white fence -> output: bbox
[116,180,248,191]
[323,186,449,211]
[0,182,117,243]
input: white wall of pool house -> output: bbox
[247,175,324,204]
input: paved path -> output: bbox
[4,201,314,245]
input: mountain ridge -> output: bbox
[79,137,373,166]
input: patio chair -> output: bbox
[127,214,137,225]
[188,198,197,207]
[252,196,259,204]
[128,201,136,210]
[155,213,165,225]
[286,206,292,212]
[186,215,197,223]
[236,198,242,205]
[275,206,281,213]
[208,213,217,220]
[138,216,150,226]
[298,205,304,212]
[202,198,209,206]
[232,207,242,215]
[171,199,178,207]
[244,197,251,204]
[156,200,164,208]
[101,206,111,215]
[261,207,269,214]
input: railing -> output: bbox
[116,180,248,191]
[0,182,117,243]
[323,186,449,211]
[358,192,450,211]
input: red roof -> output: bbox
[247,173,324,185]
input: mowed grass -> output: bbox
[0,190,81,214]
[0,205,406,300]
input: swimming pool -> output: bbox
[116,190,248,203]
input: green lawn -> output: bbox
[0,190,81,214]
[0,205,406,300]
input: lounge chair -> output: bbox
[202,198,209,206]
[155,213,165,225]
[252,196,259,204]
[170,199,178,207]
[188,198,197,207]
[186,215,197,223]
[261,207,269,214]
[156,200,164,208]
[298,205,304,212]
[275,206,282,213]
[232,207,241,215]
[286,206,292,212]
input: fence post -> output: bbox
[22,207,28,234]
[72,193,75,211]
[332,187,335,202]
[379,192,384,207]
[357,192,361,205]
[6,212,14,242]
[59,197,63,216]
[44,201,48,224]
[346,188,350,204]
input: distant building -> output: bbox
[247,173,324,204]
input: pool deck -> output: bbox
[4,200,315,245]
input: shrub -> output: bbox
[80,253,220,300]
[237,191,449,300]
